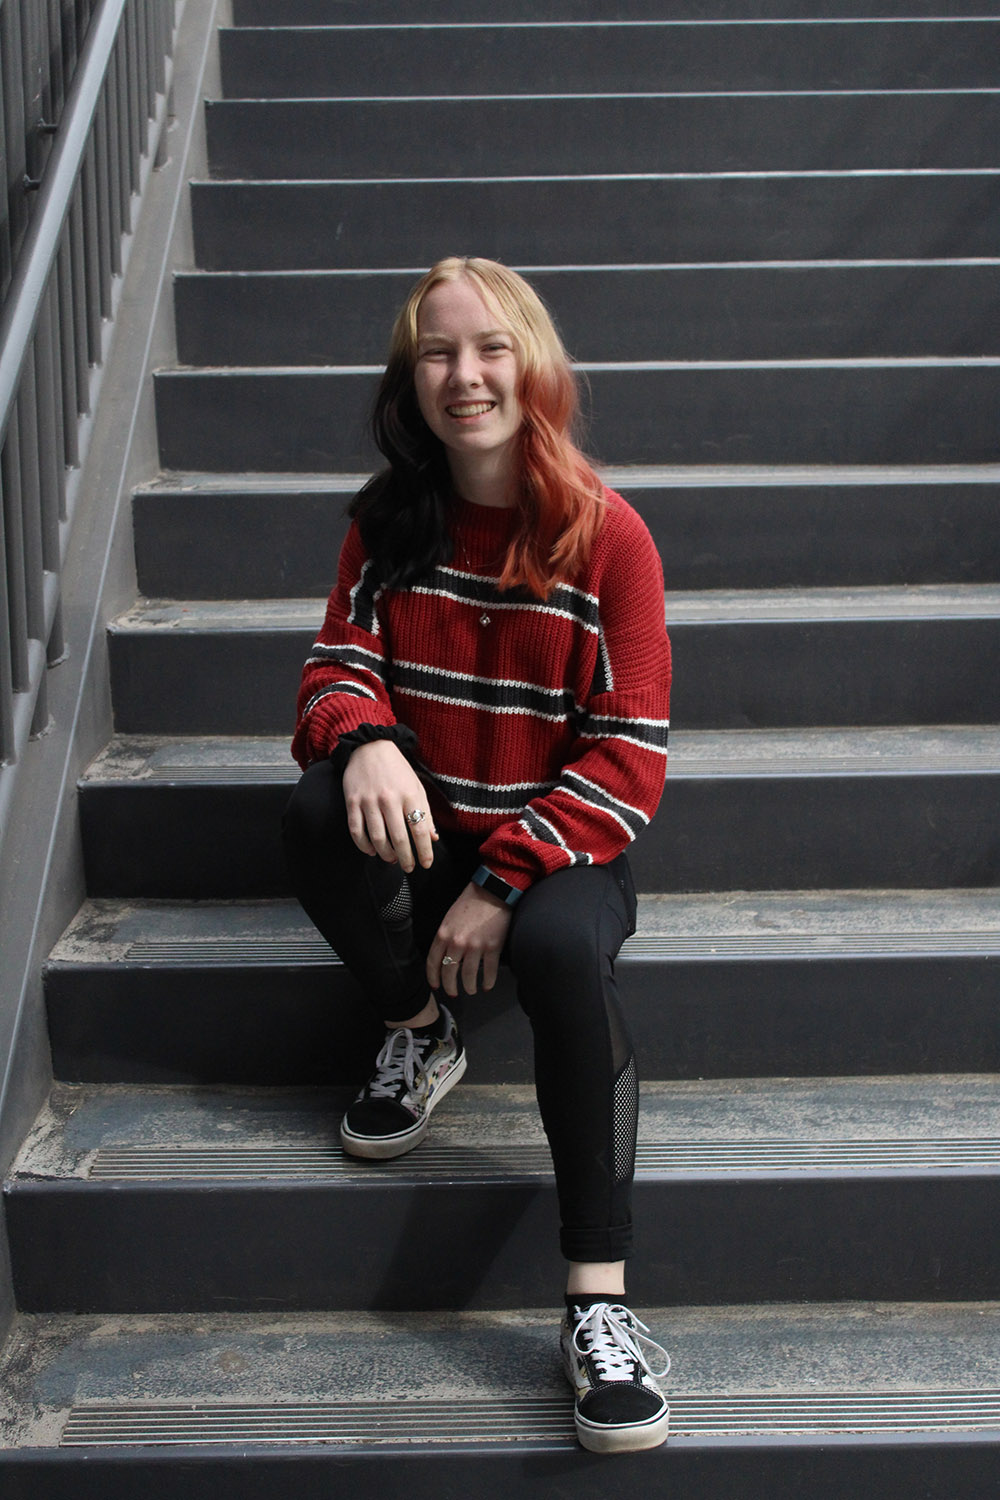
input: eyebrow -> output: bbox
[416,328,512,347]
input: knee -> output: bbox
[282,759,348,856]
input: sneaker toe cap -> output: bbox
[578,1383,666,1428]
[343,1100,416,1137]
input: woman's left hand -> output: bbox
[427,882,512,997]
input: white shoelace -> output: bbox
[571,1303,670,1383]
[367,1027,433,1102]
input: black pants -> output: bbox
[282,758,640,1262]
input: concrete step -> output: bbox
[172,264,1000,366]
[45,890,1000,1086]
[189,174,1000,270]
[105,586,1000,735]
[132,468,1000,598]
[77,728,1000,898]
[232,0,1000,22]
[2,1304,1000,1500]
[218,20,1000,96]
[204,94,1000,180]
[153,361,1000,471]
[8,1076,1000,1309]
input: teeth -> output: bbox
[447,402,495,417]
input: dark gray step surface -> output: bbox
[106,587,1000,734]
[190,175,1000,269]
[219,20,1000,96]
[204,94,1000,179]
[172,264,1000,365]
[77,729,1000,897]
[153,362,1000,471]
[3,1307,1000,1500]
[8,1077,1000,1309]
[3,1301,1000,1451]
[233,0,1000,21]
[45,891,1000,1085]
[132,469,1000,598]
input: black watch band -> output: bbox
[472,865,523,907]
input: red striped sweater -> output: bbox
[292,487,671,894]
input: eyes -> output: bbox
[418,339,514,362]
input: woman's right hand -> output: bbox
[341,738,437,871]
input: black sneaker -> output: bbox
[561,1301,670,1453]
[339,1006,466,1159]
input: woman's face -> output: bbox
[413,277,523,486]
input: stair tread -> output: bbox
[140,463,1000,492]
[79,726,1000,785]
[48,890,1000,969]
[110,584,1000,634]
[3,1301,1000,1451]
[12,1077,1000,1183]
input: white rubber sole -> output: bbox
[339,1048,467,1160]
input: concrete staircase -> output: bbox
[2,2,1000,1493]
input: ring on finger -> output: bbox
[406,808,426,826]
[441,955,459,966]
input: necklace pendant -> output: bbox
[479,612,491,627]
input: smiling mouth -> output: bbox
[446,401,496,418]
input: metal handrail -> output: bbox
[0,0,174,781]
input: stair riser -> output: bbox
[45,955,1000,1086]
[205,96,1000,179]
[219,20,1000,96]
[78,775,1000,898]
[174,266,1000,367]
[4,1443,1000,1500]
[190,177,1000,270]
[8,1175,1000,1310]
[154,366,1000,471]
[133,484,1000,599]
[106,618,1000,735]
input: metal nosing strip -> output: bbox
[86,1138,1000,1181]
[122,931,1000,964]
[60,1390,1000,1447]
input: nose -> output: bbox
[449,346,482,388]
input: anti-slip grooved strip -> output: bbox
[121,931,1000,965]
[135,755,1000,783]
[85,1138,1000,1181]
[60,1390,1000,1447]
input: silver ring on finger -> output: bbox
[406,808,426,826]
[441,955,459,966]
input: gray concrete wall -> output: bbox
[0,0,229,1341]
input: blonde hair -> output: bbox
[370,257,604,598]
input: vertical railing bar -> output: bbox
[17,347,45,644]
[131,0,147,155]
[29,655,49,737]
[1,422,30,693]
[34,282,65,554]
[20,0,42,201]
[2,0,30,269]
[80,134,102,363]
[0,61,12,302]
[48,0,66,118]
[104,69,123,260]
[68,182,89,409]
[123,2,140,196]
[94,85,115,301]
[153,0,169,95]
[0,471,15,765]
[56,230,80,467]
[111,34,130,235]
[47,598,66,671]
[60,0,79,97]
